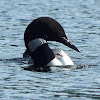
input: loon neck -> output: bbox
[23,48,74,66]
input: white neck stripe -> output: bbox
[28,38,47,53]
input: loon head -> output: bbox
[24,17,80,53]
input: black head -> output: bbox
[24,17,80,52]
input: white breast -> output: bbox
[47,49,74,66]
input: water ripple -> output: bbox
[0,0,100,99]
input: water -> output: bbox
[0,0,100,99]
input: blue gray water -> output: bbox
[0,0,100,99]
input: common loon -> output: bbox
[24,17,80,71]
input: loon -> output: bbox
[23,17,80,71]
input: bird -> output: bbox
[23,17,80,71]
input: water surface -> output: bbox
[0,0,100,99]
